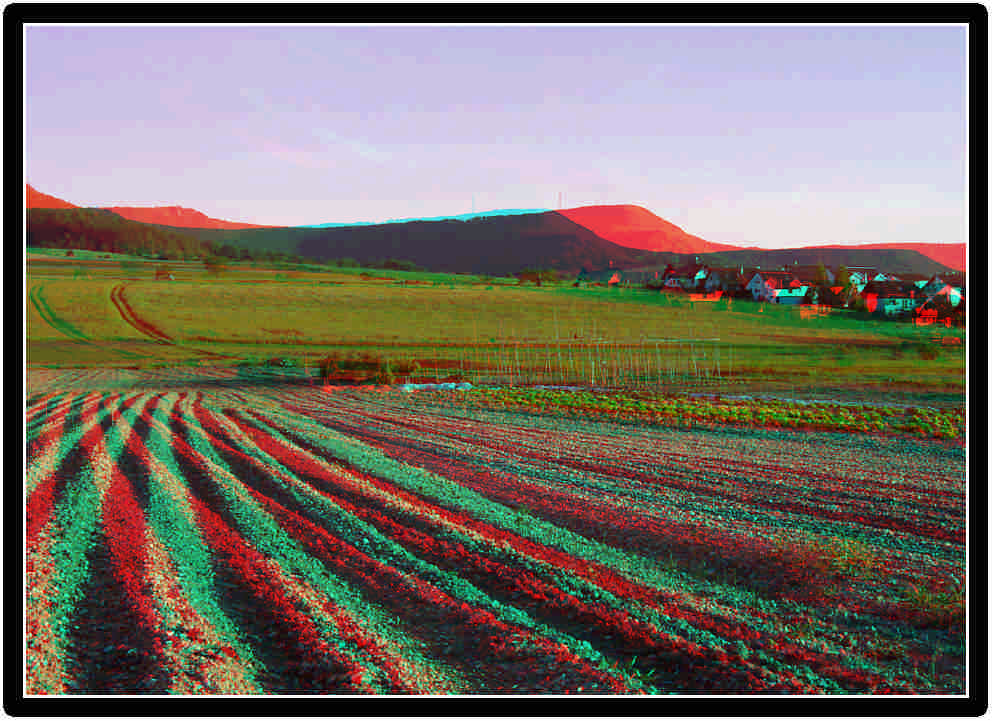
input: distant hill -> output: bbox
[183,212,668,276]
[812,242,966,272]
[23,185,961,277]
[302,208,548,228]
[104,205,276,230]
[691,247,954,276]
[27,208,212,258]
[558,205,745,255]
[26,184,77,209]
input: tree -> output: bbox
[835,265,851,289]
[814,262,829,287]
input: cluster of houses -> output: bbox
[577,262,966,324]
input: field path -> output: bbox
[28,284,91,343]
[109,283,174,344]
[109,284,232,361]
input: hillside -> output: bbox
[26,208,212,258]
[104,205,276,230]
[23,185,961,277]
[26,184,77,209]
[558,205,744,255]
[184,212,667,275]
[692,247,954,276]
[813,243,966,272]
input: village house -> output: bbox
[662,263,710,291]
[767,285,811,304]
[700,267,745,295]
[744,270,803,301]
[845,268,876,288]
[861,280,921,316]
[920,274,965,307]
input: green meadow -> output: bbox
[26,251,965,403]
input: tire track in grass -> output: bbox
[29,283,145,360]
[109,284,173,344]
[109,283,233,361]
[28,284,90,343]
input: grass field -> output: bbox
[26,253,965,404]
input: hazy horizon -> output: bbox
[25,24,968,249]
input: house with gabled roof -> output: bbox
[662,263,710,291]
[768,285,810,305]
[745,270,803,301]
[862,280,921,316]
[920,274,965,306]
[699,267,746,295]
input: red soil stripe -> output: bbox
[317,405,962,543]
[181,403,630,693]
[110,284,173,343]
[232,414,792,690]
[26,393,133,543]
[184,488,372,692]
[234,409,904,692]
[101,450,166,660]
[25,392,75,427]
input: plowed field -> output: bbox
[24,369,966,695]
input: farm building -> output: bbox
[862,281,920,316]
[744,270,803,301]
[700,267,746,295]
[768,286,811,304]
[661,263,710,291]
[920,274,964,306]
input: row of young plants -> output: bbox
[263,385,965,691]
[25,379,966,694]
[448,387,965,439]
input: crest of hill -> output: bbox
[103,205,276,230]
[813,242,965,272]
[558,205,745,255]
[26,184,77,209]
[182,211,672,276]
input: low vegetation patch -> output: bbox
[316,353,420,385]
[450,387,965,440]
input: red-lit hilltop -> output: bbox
[558,203,964,272]
[103,205,276,230]
[815,243,965,274]
[26,183,78,209]
[26,184,273,230]
[558,204,746,255]
[24,184,964,273]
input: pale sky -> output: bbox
[25,23,968,248]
